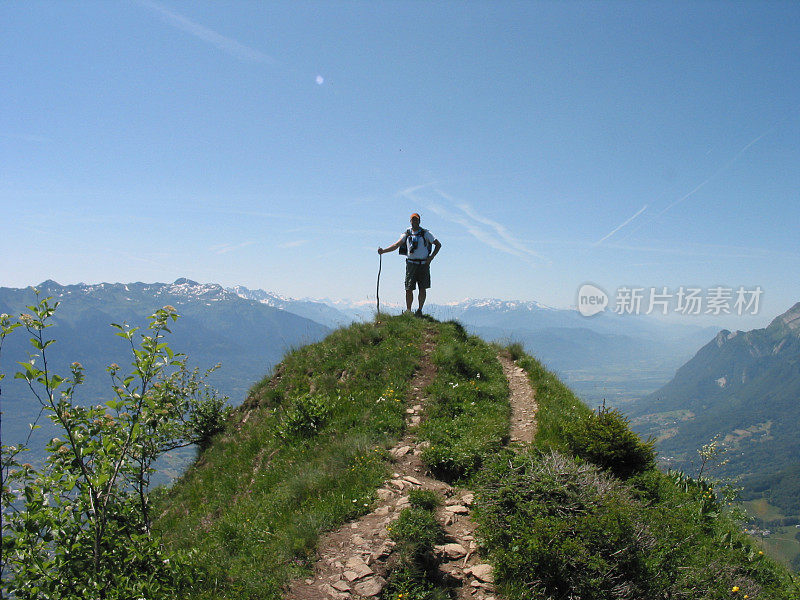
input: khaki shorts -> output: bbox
[405,261,431,291]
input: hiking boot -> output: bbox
[415,309,423,317]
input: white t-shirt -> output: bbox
[401,228,436,260]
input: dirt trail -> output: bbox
[284,336,536,600]
[498,355,537,444]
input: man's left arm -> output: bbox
[427,238,442,264]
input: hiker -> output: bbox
[378,212,442,315]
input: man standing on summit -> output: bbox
[378,213,442,315]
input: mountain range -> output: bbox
[628,302,800,523]
[1,279,720,419]
[0,279,715,468]
[0,279,330,468]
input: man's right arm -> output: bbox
[378,235,405,254]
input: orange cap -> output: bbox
[410,213,421,220]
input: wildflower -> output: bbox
[163,305,177,312]
[731,586,740,593]
[20,314,34,325]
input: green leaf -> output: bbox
[17,360,36,374]
[49,374,64,390]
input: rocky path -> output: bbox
[284,337,536,600]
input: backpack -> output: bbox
[398,228,431,256]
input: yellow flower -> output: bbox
[731,586,740,593]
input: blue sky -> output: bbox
[2,1,798,328]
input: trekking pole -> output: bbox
[376,251,382,315]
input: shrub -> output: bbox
[474,450,654,600]
[278,393,330,439]
[564,404,656,479]
[388,507,443,570]
[475,448,800,600]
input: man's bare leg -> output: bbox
[406,289,414,312]
[418,288,426,311]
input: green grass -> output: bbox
[417,321,510,482]
[153,314,428,599]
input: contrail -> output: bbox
[397,184,547,264]
[138,0,278,64]
[656,129,770,218]
[614,124,778,243]
[595,205,648,245]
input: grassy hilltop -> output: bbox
[154,314,800,599]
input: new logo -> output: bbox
[577,283,608,317]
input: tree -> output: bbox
[1,291,230,599]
